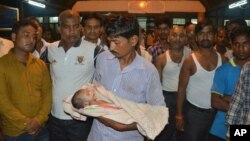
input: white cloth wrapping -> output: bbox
[63,85,169,140]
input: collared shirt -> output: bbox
[0,37,13,57]
[210,58,241,139]
[87,51,165,141]
[32,38,50,58]
[82,36,109,50]
[226,62,250,125]
[0,51,52,136]
[48,37,96,119]
[147,41,167,63]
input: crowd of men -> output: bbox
[0,9,250,141]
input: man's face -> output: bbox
[14,25,37,53]
[59,17,81,45]
[216,28,229,47]
[196,25,215,48]
[33,21,43,40]
[83,18,102,43]
[185,24,195,40]
[232,35,250,60]
[156,24,170,40]
[168,26,187,50]
[108,35,137,59]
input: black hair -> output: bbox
[25,16,41,28]
[231,27,250,43]
[195,19,215,34]
[154,16,173,28]
[71,90,84,109]
[11,19,37,34]
[226,18,247,28]
[106,15,139,39]
[81,13,103,27]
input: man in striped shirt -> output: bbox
[87,15,165,141]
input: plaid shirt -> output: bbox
[147,41,167,63]
[226,62,250,125]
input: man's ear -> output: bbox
[57,26,61,34]
[11,33,16,42]
[130,35,139,47]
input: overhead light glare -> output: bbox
[229,0,248,9]
[28,0,46,8]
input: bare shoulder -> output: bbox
[182,54,196,75]
[155,52,167,64]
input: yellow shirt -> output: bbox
[0,51,52,136]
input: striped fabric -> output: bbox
[87,51,165,141]
[227,62,250,125]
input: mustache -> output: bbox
[110,50,117,54]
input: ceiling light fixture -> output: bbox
[28,0,46,8]
[229,0,248,9]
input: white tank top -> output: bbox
[186,52,221,109]
[162,47,191,91]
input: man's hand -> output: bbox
[98,117,137,131]
[175,118,184,131]
[24,118,41,136]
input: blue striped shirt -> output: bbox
[88,50,165,141]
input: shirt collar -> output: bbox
[9,50,36,65]
[82,36,101,46]
[106,51,144,70]
[57,38,82,48]
[229,58,237,67]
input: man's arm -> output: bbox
[226,65,248,125]
[211,93,230,112]
[0,67,27,130]
[97,117,137,131]
[211,66,230,112]
[33,63,52,126]
[175,56,194,131]
[155,53,166,82]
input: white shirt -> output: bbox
[82,36,108,50]
[187,53,221,109]
[48,38,96,119]
[162,47,191,91]
[32,38,50,58]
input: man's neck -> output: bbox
[84,38,98,44]
[159,39,169,50]
[12,48,29,65]
[199,46,215,56]
[234,58,250,67]
[35,39,44,53]
[118,51,136,71]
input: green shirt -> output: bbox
[0,51,52,136]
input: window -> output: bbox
[36,17,43,23]
[224,20,229,26]
[173,18,185,25]
[191,19,198,24]
[245,20,250,26]
[49,17,58,23]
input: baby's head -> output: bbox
[71,88,96,109]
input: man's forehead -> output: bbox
[19,25,37,33]
[171,26,185,34]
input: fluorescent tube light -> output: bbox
[28,0,46,8]
[229,0,248,9]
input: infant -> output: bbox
[71,87,121,110]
